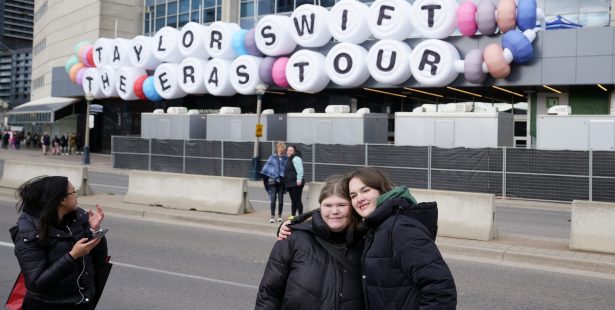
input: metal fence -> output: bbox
[111,136,615,203]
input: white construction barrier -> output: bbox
[306,182,496,240]
[0,160,92,196]
[570,200,615,254]
[124,171,253,214]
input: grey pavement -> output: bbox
[1,148,615,280]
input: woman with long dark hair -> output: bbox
[10,176,108,310]
[284,145,304,217]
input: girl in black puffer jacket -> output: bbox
[256,176,364,310]
[11,176,108,310]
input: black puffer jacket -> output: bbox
[11,208,108,306]
[256,211,364,310]
[362,199,457,310]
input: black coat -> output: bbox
[256,211,364,310]
[11,208,108,307]
[361,199,457,310]
[283,155,302,189]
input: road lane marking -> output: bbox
[0,241,258,290]
[90,183,128,189]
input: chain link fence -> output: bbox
[112,136,615,203]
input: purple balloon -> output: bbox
[244,28,263,57]
[259,56,276,85]
[76,68,87,86]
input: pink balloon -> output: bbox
[272,57,289,88]
[76,67,87,85]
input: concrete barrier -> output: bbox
[570,200,615,254]
[0,160,92,196]
[306,182,496,241]
[123,171,254,214]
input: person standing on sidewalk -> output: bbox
[41,132,50,155]
[256,175,364,310]
[261,142,288,223]
[284,145,304,217]
[10,176,108,310]
[61,133,68,155]
[69,133,77,155]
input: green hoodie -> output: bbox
[376,186,417,208]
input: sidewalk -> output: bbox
[1,148,614,279]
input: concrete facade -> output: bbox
[31,0,143,100]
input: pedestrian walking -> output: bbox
[261,142,288,223]
[284,145,304,217]
[256,175,364,310]
[52,135,61,155]
[41,133,50,155]
[10,176,108,309]
[278,167,457,309]
[25,132,32,149]
[69,133,77,155]
[14,131,21,150]
[61,133,68,155]
[1,130,8,149]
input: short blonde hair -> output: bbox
[276,142,286,151]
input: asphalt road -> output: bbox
[0,201,613,309]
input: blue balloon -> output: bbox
[143,76,162,101]
[502,30,533,64]
[516,0,537,31]
[232,29,248,56]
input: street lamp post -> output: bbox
[82,92,94,165]
[251,83,268,180]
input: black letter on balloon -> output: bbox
[101,73,110,89]
[95,47,103,63]
[86,77,93,92]
[421,5,442,28]
[158,72,170,91]
[210,31,222,50]
[208,67,219,86]
[341,10,348,31]
[376,49,396,72]
[261,26,276,46]
[419,49,441,75]
[183,66,195,84]
[377,5,394,26]
[113,46,120,63]
[293,62,309,82]
[183,30,194,48]
[293,14,315,36]
[119,75,127,93]
[236,65,249,84]
[133,44,142,62]
[334,53,352,74]
[157,35,166,51]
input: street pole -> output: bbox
[251,83,268,180]
[82,93,93,165]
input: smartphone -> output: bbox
[90,228,109,240]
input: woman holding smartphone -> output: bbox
[11,176,108,310]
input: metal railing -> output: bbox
[111,136,615,203]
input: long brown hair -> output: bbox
[347,167,395,195]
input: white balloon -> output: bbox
[206,22,241,59]
[153,26,184,63]
[179,57,209,94]
[328,0,371,44]
[230,55,264,95]
[410,0,459,39]
[286,50,330,93]
[325,42,370,88]
[179,22,211,59]
[129,36,162,70]
[110,38,132,68]
[204,58,236,96]
[410,39,460,87]
[367,39,412,85]
[82,68,105,98]
[367,0,414,40]
[255,15,297,56]
[99,66,119,98]
[93,38,114,67]
[116,67,147,100]
[154,63,187,99]
[290,4,332,48]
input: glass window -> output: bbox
[320,0,335,8]
[167,15,177,27]
[178,13,190,27]
[545,0,579,15]
[168,1,178,14]
[241,1,254,17]
[205,0,216,7]
[192,0,201,10]
[217,6,221,20]
[155,18,165,31]
[179,0,190,13]
[240,17,255,29]
[205,8,216,23]
[191,11,200,22]
[258,0,274,15]
[156,4,165,16]
[579,12,610,27]
[580,0,610,13]
[296,0,314,6]
[277,0,293,13]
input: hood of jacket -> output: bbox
[365,187,438,240]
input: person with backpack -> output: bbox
[284,145,304,217]
[256,175,364,310]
